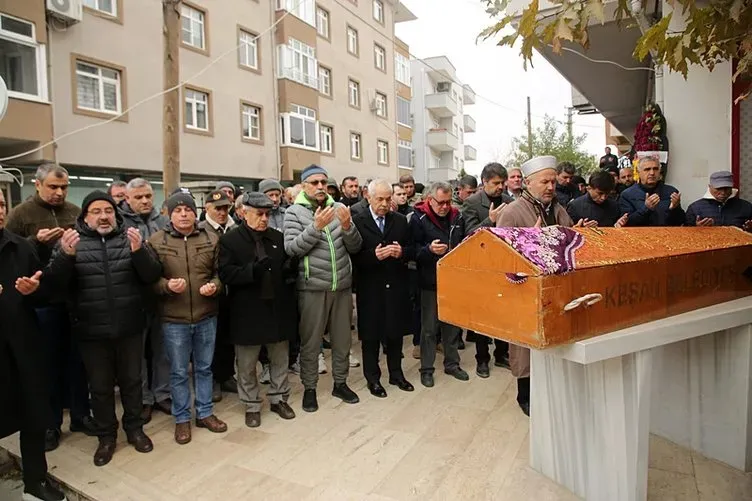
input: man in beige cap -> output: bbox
[496,155,594,416]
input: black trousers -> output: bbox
[36,305,90,430]
[79,335,143,437]
[475,335,509,364]
[517,377,530,405]
[362,338,403,385]
[212,299,236,383]
[19,429,47,485]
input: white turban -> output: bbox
[521,155,557,178]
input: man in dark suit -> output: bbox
[461,162,514,377]
[352,179,415,397]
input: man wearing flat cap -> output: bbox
[685,171,752,230]
[149,192,228,445]
[219,193,298,427]
[284,164,362,413]
[497,155,594,417]
[258,179,286,231]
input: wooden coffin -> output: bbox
[437,226,752,349]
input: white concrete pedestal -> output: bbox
[529,297,752,501]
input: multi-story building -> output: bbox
[410,55,476,184]
[0,0,417,206]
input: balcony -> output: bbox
[426,128,458,152]
[422,56,457,83]
[425,93,458,118]
[427,167,459,183]
[464,145,477,161]
[463,114,476,132]
[462,84,476,105]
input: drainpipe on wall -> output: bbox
[269,8,283,181]
[630,0,664,109]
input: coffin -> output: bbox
[437,226,752,349]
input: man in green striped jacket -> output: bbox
[283,165,362,413]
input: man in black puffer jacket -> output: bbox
[46,191,161,468]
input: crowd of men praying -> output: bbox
[1,152,750,501]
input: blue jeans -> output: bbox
[163,317,217,424]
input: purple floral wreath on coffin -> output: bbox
[486,226,584,283]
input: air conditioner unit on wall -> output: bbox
[437,82,451,93]
[369,99,379,112]
[47,0,83,25]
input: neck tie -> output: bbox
[377,216,385,234]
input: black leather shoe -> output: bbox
[420,373,434,388]
[367,382,387,398]
[93,437,116,467]
[126,429,154,453]
[332,383,360,404]
[22,479,66,501]
[519,401,530,417]
[495,354,511,369]
[245,412,261,428]
[69,415,97,436]
[445,368,470,381]
[141,405,153,425]
[302,389,318,413]
[458,338,466,350]
[270,402,296,420]
[220,378,238,394]
[44,429,60,452]
[476,362,490,379]
[153,398,172,415]
[388,378,414,392]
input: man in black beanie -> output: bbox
[45,191,162,466]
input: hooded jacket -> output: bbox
[283,191,362,292]
[45,208,162,340]
[148,223,221,324]
[410,200,465,290]
[685,189,752,228]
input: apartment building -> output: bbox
[410,56,476,184]
[0,0,417,206]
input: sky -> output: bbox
[395,0,608,175]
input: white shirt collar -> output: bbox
[369,207,385,225]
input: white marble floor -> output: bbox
[1,337,751,501]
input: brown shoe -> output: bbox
[141,405,153,425]
[174,422,191,445]
[270,402,296,420]
[196,415,227,433]
[245,412,261,428]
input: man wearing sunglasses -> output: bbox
[410,181,469,388]
[283,165,362,413]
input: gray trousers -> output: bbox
[141,314,171,405]
[299,289,353,389]
[236,342,290,413]
[420,289,461,374]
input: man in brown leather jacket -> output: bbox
[148,192,227,445]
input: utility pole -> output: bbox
[566,106,574,152]
[163,0,181,197]
[526,96,533,159]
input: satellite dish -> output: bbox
[0,76,8,122]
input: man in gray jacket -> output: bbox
[284,164,362,413]
[259,179,286,231]
[119,178,171,423]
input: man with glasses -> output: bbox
[284,165,362,413]
[411,181,469,388]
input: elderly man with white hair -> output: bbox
[619,154,684,227]
[496,155,594,417]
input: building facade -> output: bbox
[0,0,417,206]
[410,55,476,184]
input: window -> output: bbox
[346,26,358,56]
[281,104,319,150]
[373,0,384,23]
[348,79,360,108]
[374,44,386,71]
[0,14,47,100]
[315,7,329,38]
[83,0,117,16]
[184,88,210,131]
[181,4,206,51]
[396,97,411,127]
[277,38,318,89]
[395,53,410,86]
[318,66,331,96]
[241,103,261,141]
[377,140,389,165]
[350,132,362,160]
[238,30,258,70]
[375,92,387,118]
[277,0,315,26]
[75,60,122,114]
[320,124,333,154]
[398,140,412,168]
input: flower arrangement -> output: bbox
[632,103,668,181]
